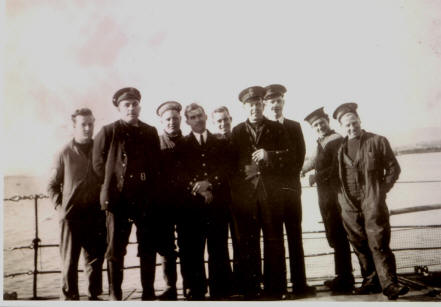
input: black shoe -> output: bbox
[141,291,156,301]
[354,282,382,295]
[185,290,205,301]
[88,296,102,301]
[383,283,409,300]
[158,287,177,300]
[243,290,263,300]
[292,285,316,298]
[261,291,286,300]
[324,276,354,293]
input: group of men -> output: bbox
[47,84,409,301]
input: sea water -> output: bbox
[3,152,441,299]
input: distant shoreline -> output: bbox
[394,147,441,156]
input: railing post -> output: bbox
[32,194,41,300]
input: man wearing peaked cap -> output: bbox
[112,87,141,107]
[302,107,354,294]
[263,84,315,298]
[332,103,409,300]
[238,85,266,103]
[92,87,161,300]
[229,85,293,299]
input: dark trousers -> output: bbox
[232,184,286,297]
[176,199,233,300]
[59,210,106,300]
[340,198,397,290]
[282,189,308,289]
[206,208,233,299]
[105,208,157,300]
[177,205,207,298]
[318,187,353,280]
[156,207,178,292]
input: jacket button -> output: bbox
[204,173,208,176]
[257,171,261,175]
[201,154,205,157]
[130,174,133,178]
[202,163,206,167]
[105,201,109,204]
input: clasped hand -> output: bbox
[191,180,213,204]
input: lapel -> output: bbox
[189,132,200,149]
[256,118,271,146]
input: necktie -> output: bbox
[200,134,205,146]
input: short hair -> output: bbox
[71,108,93,123]
[212,106,231,118]
[184,103,205,119]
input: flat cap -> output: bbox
[264,84,287,100]
[304,107,328,125]
[156,101,182,117]
[238,86,266,103]
[332,102,358,122]
[112,87,141,106]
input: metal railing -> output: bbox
[4,179,441,299]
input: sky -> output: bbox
[1,0,441,176]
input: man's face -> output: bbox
[212,111,232,135]
[73,115,94,143]
[311,117,331,138]
[340,113,362,139]
[263,96,284,119]
[243,98,264,123]
[118,99,141,124]
[186,107,207,133]
[161,109,181,135]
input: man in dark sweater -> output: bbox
[155,101,184,300]
[333,102,409,300]
[302,107,354,293]
[92,87,161,300]
[48,108,105,300]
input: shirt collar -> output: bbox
[192,130,208,145]
[277,116,285,124]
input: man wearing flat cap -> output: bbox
[301,107,354,293]
[263,84,315,298]
[229,86,293,299]
[153,101,183,300]
[332,103,408,300]
[92,87,161,300]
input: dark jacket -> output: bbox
[92,119,161,211]
[280,118,306,191]
[158,131,183,206]
[175,130,231,209]
[336,130,401,212]
[230,117,294,207]
[47,139,100,220]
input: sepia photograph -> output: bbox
[1,0,441,305]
